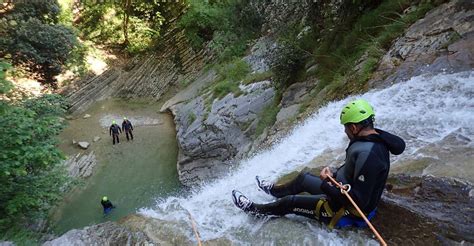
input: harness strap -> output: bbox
[315,199,371,229]
[315,199,325,220]
[329,208,347,229]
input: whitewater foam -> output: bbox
[139,71,474,244]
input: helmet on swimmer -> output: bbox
[340,99,375,125]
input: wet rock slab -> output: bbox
[378,174,474,244]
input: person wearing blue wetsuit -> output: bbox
[232,99,406,228]
[101,196,115,214]
[122,117,134,141]
[109,120,121,145]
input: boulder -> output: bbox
[93,136,101,142]
[78,142,90,149]
[82,114,91,119]
[63,152,97,178]
[167,80,275,186]
[42,221,153,246]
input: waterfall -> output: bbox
[139,71,474,245]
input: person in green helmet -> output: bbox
[109,120,122,145]
[101,196,115,214]
[121,117,134,141]
[232,99,406,229]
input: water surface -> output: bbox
[52,99,181,234]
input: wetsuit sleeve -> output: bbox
[109,126,112,136]
[130,121,133,130]
[320,178,348,207]
[118,125,122,133]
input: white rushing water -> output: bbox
[139,71,474,245]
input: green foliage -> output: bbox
[210,59,250,99]
[310,0,444,95]
[1,227,40,246]
[188,112,196,123]
[179,0,262,61]
[0,61,13,94]
[76,1,170,54]
[0,1,82,84]
[212,79,241,99]
[242,71,273,85]
[269,21,314,89]
[270,42,307,89]
[0,92,69,232]
[2,0,60,24]
[255,95,281,137]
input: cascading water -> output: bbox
[139,71,474,245]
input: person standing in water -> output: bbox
[122,117,134,141]
[101,196,115,214]
[109,120,121,145]
[232,99,405,229]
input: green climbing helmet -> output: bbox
[102,196,108,201]
[340,99,375,125]
[123,117,127,120]
[112,120,116,124]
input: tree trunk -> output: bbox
[123,0,131,45]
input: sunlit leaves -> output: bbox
[0,93,68,230]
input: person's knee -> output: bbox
[276,195,296,208]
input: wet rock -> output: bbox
[42,221,153,246]
[0,241,15,246]
[306,64,318,75]
[275,104,300,125]
[65,115,74,120]
[72,139,77,145]
[82,114,91,119]
[243,36,276,73]
[63,152,97,178]
[382,174,474,243]
[119,214,193,245]
[93,136,101,142]
[167,80,275,186]
[78,141,90,149]
[280,82,312,108]
[369,0,474,88]
[470,189,474,198]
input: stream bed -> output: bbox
[50,99,182,234]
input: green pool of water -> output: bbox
[51,99,181,234]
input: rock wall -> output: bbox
[64,25,213,113]
[166,78,275,186]
[369,0,474,88]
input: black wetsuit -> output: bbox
[249,129,405,223]
[101,200,114,213]
[122,120,134,141]
[109,124,121,145]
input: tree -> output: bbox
[0,1,79,85]
[0,62,69,231]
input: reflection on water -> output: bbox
[51,99,182,234]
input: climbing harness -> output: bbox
[325,176,387,246]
